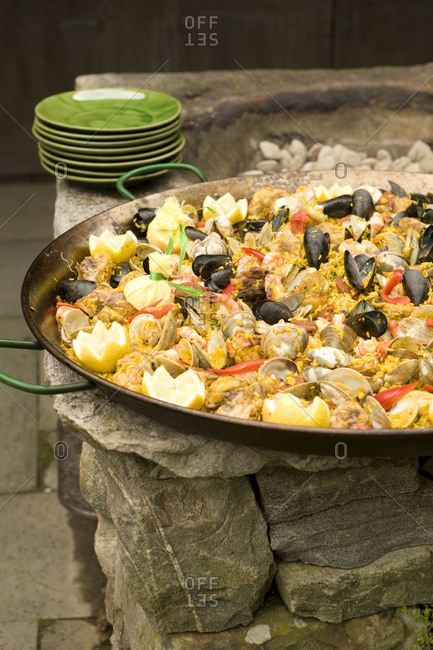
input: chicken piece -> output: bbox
[248,188,289,217]
[226,330,263,365]
[329,400,369,428]
[204,376,244,410]
[233,266,266,290]
[77,253,113,285]
[76,283,136,322]
[216,383,266,419]
[112,350,151,392]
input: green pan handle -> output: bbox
[116,163,208,200]
[0,339,94,394]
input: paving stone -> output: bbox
[0,180,55,242]
[275,545,433,623]
[39,618,97,650]
[0,492,93,623]
[0,318,37,492]
[0,621,38,650]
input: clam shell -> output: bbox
[191,341,212,370]
[319,324,358,352]
[389,397,418,428]
[59,307,90,344]
[384,359,418,385]
[375,251,408,273]
[388,336,420,360]
[284,381,317,400]
[154,310,177,351]
[261,323,309,359]
[129,314,162,348]
[258,358,298,382]
[155,357,187,377]
[222,311,256,339]
[206,332,228,369]
[320,380,356,404]
[364,395,391,429]
[326,368,372,399]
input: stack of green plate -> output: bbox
[33,88,184,187]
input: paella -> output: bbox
[55,180,433,431]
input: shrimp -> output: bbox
[201,291,241,320]
[338,240,372,256]
[262,252,287,271]
[368,212,385,234]
[178,326,207,348]
[332,313,346,327]
[355,338,378,357]
[265,273,286,300]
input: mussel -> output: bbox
[185,226,207,241]
[304,227,330,269]
[111,262,132,288]
[402,269,430,306]
[421,209,433,225]
[60,279,96,303]
[253,300,293,325]
[388,180,409,198]
[344,215,371,241]
[132,207,156,234]
[204,267,234,292]
[271,207,290,232]
[320,194,352,219]
[344,250,375,292]
[352,189,374,219]
[345,302,387,339]
[417,225,433,264]
[192,254,230,280]
[237,218,268,242]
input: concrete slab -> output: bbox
[39,618,97,650]
[0,492,93,623]
[0,621,38,650]
[0,180,55,242]
[0,318,37,493]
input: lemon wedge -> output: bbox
[89,229,137,263]
[262,394,330,427]
[202,193,248,225]
[142,366,205,409]
[72,321,130,373]
[123,275,172,310]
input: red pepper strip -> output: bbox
[427,319,433,328]
[289,209,308,234]
[374,382,419,410]
[380,269,410,305]
[196,221,205,228]
[424,384,433,393]
[128,302,171,323]
[241,247,265,260]
[222,283,235,295]
[211,359,266,375]
[56,302,81,310]
[355,425,373,429]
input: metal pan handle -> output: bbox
[0,339,94,394]
[116,162,208,200]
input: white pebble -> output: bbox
[315,155,336,170]
[392,156,411,171]
[408,140,432,162]
[362,157,378,168]
[241,169,264,176]
[288,138,307,159]
[420,154,433,173]
[256,159,279,172]
[308,143,323,159]
[302,161,314,171]
[279,150,293,168]
[405,162,421,173]
[290,154,305,171]
[374,159,394,171]
[259,140,282,160]
[376,149,392,161]
[317,145,335,162]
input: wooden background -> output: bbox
[1,0,433,178]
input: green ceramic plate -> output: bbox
[33,125,183,156]
[33,114,182,144]
[38,134,185,169]
[34,127,181,161]
[39,152,183,187]
[39,145,185,176]
[35,88,181,132]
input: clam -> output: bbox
[258,358,298,383]
[388,336,420,360]
[155,356,187,377]
[129,314,162,348]
[243,232,258,248]
[319,194,353,219]
[155,310,177,351]
[304,227,330,269]
[326,368,372,400]
[375,251,408,274]
[374,231,404,254]
[204,214,233,238]
[403,228,419,265]
[206,332,228,369]
[320,380,356,404]
[302,366,331,382]
[364,395,391,429]
[402,269,430,306]
[389,397,419,428]
[396,318,433,345]
[352,188,375,219]
[257,221,273,248]
[222,311,256,339]
[261,323,309,359]
[412,305,433,319]
[284,381,317,400]
[384,359,418,385]
[192,233,228,259]
[129,242,164,273]
[177,339,197,366]
[191,340,212,369]
[306,347,351,369]
[419,350,433,384]
[319,324,358,352]
[60,279,96,303]
[344,250,375,292]
[344,215,371,241]
[57,306,90,345]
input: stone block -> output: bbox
[275,545,433,623]
[256,459,420,522]
[269,478,433,568]
[39,619,97,650]
[87,450,275,633]
[0,621,38,650]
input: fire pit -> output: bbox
[45,67,433,648]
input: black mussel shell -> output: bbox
[174,297,189,320]
[421,209,433,224]
[237,218,268,241]
[60,279,96,302]
[272,207,290,232]
[192,254,229,280]
[418,225,433,263]
[111,262,132,287]
[304,227,330,269]
[346,309,387,339]
[254,300,293,324]
[352,189,374,219]
[132,207,156,234]
[347,299,376,318]
[392,210,406,226]
[236,285,266,303]
[344,250,375,292]
[204,267,234,292]
[388,180,409,198]
[185,226,207,241]
[405,202,425,220]
[320,194,353,219]
[402,269,430,306]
